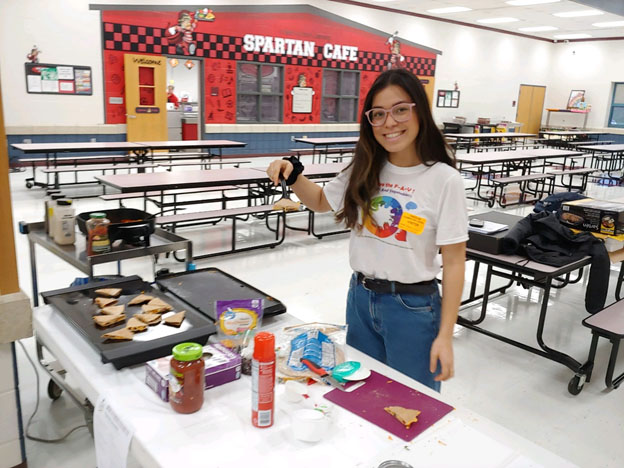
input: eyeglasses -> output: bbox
[364,102,416,126]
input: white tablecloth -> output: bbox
[33,305,576,468]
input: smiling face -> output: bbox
[370,84,420,166]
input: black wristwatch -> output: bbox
[282,156,305,185]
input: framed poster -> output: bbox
[567,89,585,109]
[437,90,460,108]
[25,62,93,95]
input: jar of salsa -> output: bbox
[169,342,205,414]
[86,212,111,255]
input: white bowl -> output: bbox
[292,409,329,442]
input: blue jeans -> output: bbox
[346,273,442,392]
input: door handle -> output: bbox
[126,114,137,119]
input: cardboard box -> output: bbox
[145,343,241,402]
[561,198,624,236]
[467,212,522,254]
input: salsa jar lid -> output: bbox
[172,342,203,361]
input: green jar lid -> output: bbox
[89,212,107,219]
[172,342,203,361]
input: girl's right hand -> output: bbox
[266,159,293,186]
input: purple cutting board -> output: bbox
[324,370,454,441]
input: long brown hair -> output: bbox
[335,68,456,230]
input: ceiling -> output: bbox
[335,0,624,41]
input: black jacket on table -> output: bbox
[500,211,609,314]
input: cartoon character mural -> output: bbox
[27,45,41,63]
[386,31,406,70]
[166,10,198,55]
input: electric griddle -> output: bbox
[154,267,287,320]
[41,269,286,369]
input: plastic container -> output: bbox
[252,331,275,428]
[292,409,329,442]
[51,199,76,245]
[86,213,111,255]
[45,193,64,236]
[169,342,205,414]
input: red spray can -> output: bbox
[251,331,275,428]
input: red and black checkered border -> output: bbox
[103,22,435,76]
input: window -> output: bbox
[608,83,624,128]
[321,70,360,123]
[236,63,283,123]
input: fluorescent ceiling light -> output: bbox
[553,10,604,18]
[477,17,520,24]
[507,0,560,5]
[554,33,592,39]
[593,20,624,28]
[519,26,558,32]
[427,7,472,14]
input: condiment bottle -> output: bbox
[169,342,205,414]
[252,331,275,428]
[51,199,76,245]
[86,212,111,255]
[45,193,64,236]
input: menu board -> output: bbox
[25,62,92,95]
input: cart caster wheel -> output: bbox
[47,380,63,400]
[568,375,584,395]
[25,182,33,189]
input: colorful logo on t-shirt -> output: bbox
[364,195,407,241]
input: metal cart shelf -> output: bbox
[21,221,193,306]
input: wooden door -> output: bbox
[124,54,167,142]
[516,84,546,135]
[0,76,19,295]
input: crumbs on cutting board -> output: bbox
[437,440,447,446]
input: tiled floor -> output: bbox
[8,159,624,468]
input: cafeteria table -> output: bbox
[32,303,575,468]
[461,211,594,395]
[11,141,150,189]
[457,148,585,206]
[293,136,358,163]
[444,132,536,152]
[11,139,247,190]
[540,130,606,142]
[577,144,624,181]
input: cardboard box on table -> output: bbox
[561,198,624,236]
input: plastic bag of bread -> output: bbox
[276,322,347,380]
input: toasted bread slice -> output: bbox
[134,313,162,325]
[94,297,118,308]
[127,294,154,306]
[101,327,134,341]
[94,288,122,298]
[126,317,147,332]
[146,297,173,312]
[163,310,186,328]
[93,314,126,328]
[384,406,421,429]
[141,303,170,314]
[100,305,125,316]
[272,198,301,212]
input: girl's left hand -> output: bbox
[430,336,454,381]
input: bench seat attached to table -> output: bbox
[156,204,287,259]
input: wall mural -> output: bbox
[101,8,439,125]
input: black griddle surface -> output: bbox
[155,267,286,321]
[42,275,216,369]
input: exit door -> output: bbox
[124,54,167,142]
[516,85,546,135]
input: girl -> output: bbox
[267,68,468,391]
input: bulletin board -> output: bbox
[24,62,93,95]
[437,89,460,108]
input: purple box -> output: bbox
[145,343,242,402]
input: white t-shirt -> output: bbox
[323,160,468,283]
